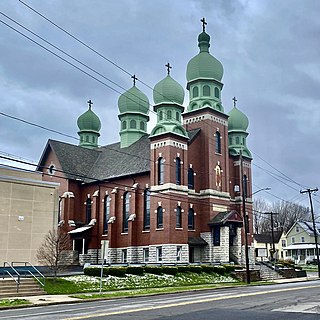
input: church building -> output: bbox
[37,20,253,266]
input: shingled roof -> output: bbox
[254,231,283,244]
[37,139,101,180]
[38,129,201,183]
[37,135,150,182]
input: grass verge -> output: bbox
[44,272,238,295]
[0,299,30,308]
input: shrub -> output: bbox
[84,267,100,277]
[177,266,191,273]
[201,265,216,273]
[223,264,235,273]
[213,266,226,275]
[161,266,178,275]
[126,266,144,275]
[108,267,127,277]
[144,266,163,275]
[188,266,202,274]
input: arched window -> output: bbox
[193,86,199,97]
[236,137,240,144]
[86,136,89,142]
[123,192,130,232]
[176,112,180,121]
[103,195,110,234]
[243,175,248,199]
[143,189,150,230]
[167,110,172,120]
[159,111,163,121]
[176,206,182,228]
[158,157,164,185]
[214,87,220,98]
[85,198,92,224]
[188,208,195,230]
[130,119,136,129]
[140,121,145,131]
[122,121,127,130]
[203,85,210,96]
[157,206,163,228]
[176,157,181,185]
[215,131,221,154]
[188,167,194,189]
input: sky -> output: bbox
[0,0,319,212]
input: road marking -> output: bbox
[64,284,320,319]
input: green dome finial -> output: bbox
[77,100,101,148]
[228,98,249,131]
[186,20,223,83]
[77,100,101,132]
[153,64,184,105]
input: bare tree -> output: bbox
[253,199,310,234]
[253,198,271,233]
[37,229,71,278]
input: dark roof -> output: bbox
[87,134,150,182]
[254,231,283,244]
[38,128,201,183]
[187,128,201,143]
[208,210,243,226]
[37,135,150,182]
[37,139,101,180]
[188,237,208,247]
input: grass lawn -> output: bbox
[0,299,30,308]
[44,272,239,295]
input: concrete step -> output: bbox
[0,278,46,298]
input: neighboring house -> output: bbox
[0,165,59,265]
[36,22,254,266]
[284,220,320,264]
[253,231,283,261]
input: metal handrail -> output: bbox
[2,262,21,292]
[12,262,45,287]
[2,270,20,292]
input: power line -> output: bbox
[1,9,312,198]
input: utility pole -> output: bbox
[300,188,320,278]
[262,212,279,260]
[240,150,250,284]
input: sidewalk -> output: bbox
[1,275,319,309]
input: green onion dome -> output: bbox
[186,31,223,82]
[153,75,184,105]
[118,85,149,115]
[77,106,101,132]
[228,106,249,132]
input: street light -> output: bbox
[252,187,271,196]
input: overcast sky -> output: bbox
[0,0,319,212]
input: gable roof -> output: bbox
[208,210,243,226]
[37,139,101,180]
[254,231,283,244]
[37,135,151,183]
[286,220,320,237]
[86,134,150,182]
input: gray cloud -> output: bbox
[0,0,319,211]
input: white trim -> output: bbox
[151,140,187,150]
[183,113,227,126]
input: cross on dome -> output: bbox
[131,74,138,86]
[201,17,207,32]
[165,62,172,75]
[232,96,237,108]
[87,99,93,109]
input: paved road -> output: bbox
[1,281,320,319]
